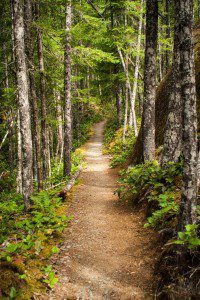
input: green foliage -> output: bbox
[103,117,119,148]
[47,150,84,186]
[0,190,69,260]
[117,160,200,251]
[103,118,136,167]
[42,265,59,289]
[0,141,85,297]
[117,161,182,227]
[175,224,200,250]
[9,287,17,299]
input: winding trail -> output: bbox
[50,122,160,300]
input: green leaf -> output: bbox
[52,246,60,254]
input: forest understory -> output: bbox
[0,0,200,299]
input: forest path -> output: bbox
[50,121,159,300]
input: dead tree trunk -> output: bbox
[63,0,72,176]
[12,0,33,209]
[178,0,198,230]
[143,0,158,161]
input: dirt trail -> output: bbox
[50,122,160,300]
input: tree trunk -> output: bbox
[63,0,72,176]
[12,0,33,209]
[25,0,43,191]
[116,84,122,127]
[197,150,200,188]
[3,43,9,90]
[123,79,129,141]
[158,43,163,83]
[143,0,158,161]
[3,42,14,176]
[55,91,64,161]
[161,1,182,167]
[118,49,138,136]
[178,0,198,230]
[129,0,143,137]
[16,111,22,194]
[165,0,170,71]
[35,3,50,181]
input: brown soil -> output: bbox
[49,121,160,300]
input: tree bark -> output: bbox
[197,150,200,188]
[12,0,33,209]
[165,0,170,71]
[3,42,14,176]
[116,84,123,127]
[123,78,129,141]
[143,0,158,161]
[35,3,50,181]
[16,111,22,194]
[25,0,43,191]
[130,0,143,136]
[161,1,182,167]
[63,0,72,176]
[178,0,198,230]
[55,91,64,161]
[118,49,138,136]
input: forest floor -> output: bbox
[48,121,161,300]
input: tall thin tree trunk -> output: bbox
[129,0,143,137]
[12,0,33,209]
[123,80,129,141]
[35,4,50,181]
[63,0,72,176]
[143,0,158,161]
[116,84,122,127]
[3,42,14,176]
[16,111,22,194]
[55,91,63,161]
[3,43,9,89]
[178,0,198,230]
[197,150,200,188]
[158,43,163,83]
[25,0,43,191]
[118,49,138,136]
[161,1,182,167]
[165,0,170,71]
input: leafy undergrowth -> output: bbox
[0,150,83,299]
[117,160,200,298]
[103,118,136,168]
